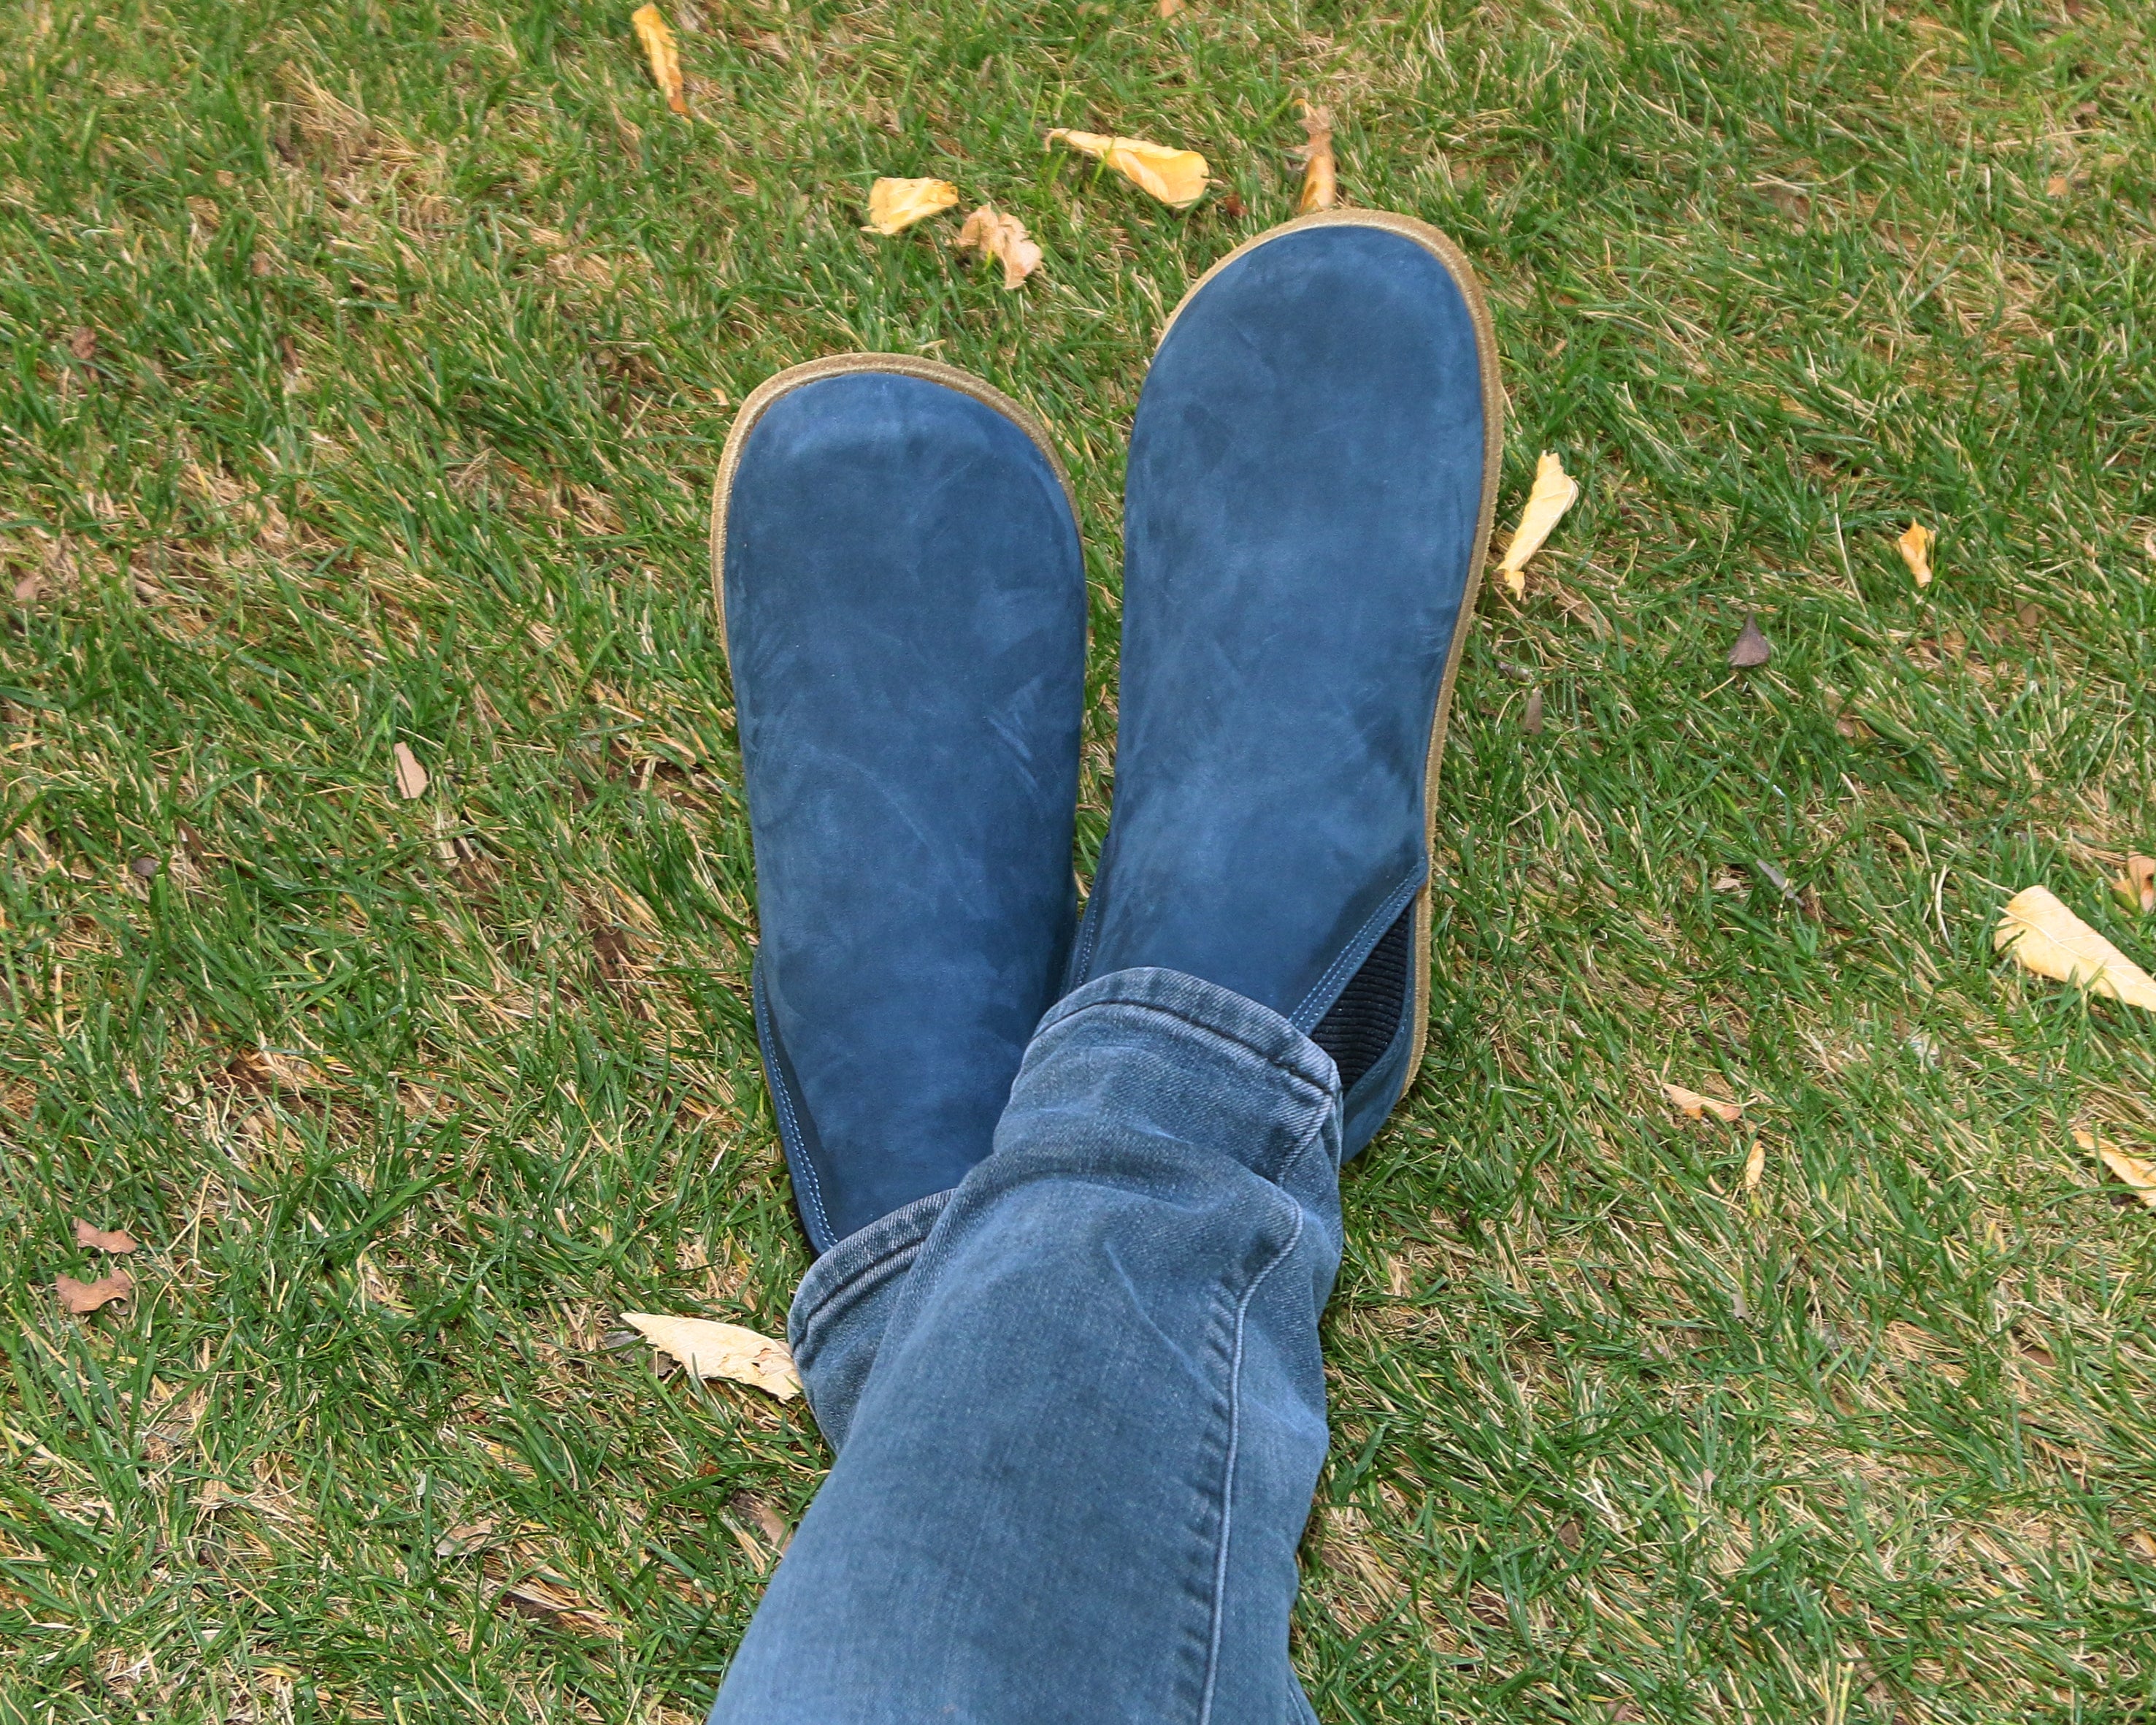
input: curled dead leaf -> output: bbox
[392,742,429,800]
[55,1270,133,1314]
[1742,1139,1766,1190]
[436,1518,507,1558]
[619,1312,802,1400]
[1727,615,1772,669]
[1522,688,1544,734]
[499,1574,619,1639]
[1497,452,1578,599]
[864,177,960,236]
[1047,129,1208,210]
[631,5,688,116]
[1994,885,2156,1011]
[2114,854,2155,915]
[957,205,1043,289]
[1294,102,1337,214]
[1897,521,1934,589]
[73,1219,139,1253]
[2073,1126,2156,1212]
[1663,1082,1743,1124]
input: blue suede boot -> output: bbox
[713,356,1086,1252]
[1070,212,1502,1156]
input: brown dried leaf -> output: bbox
[68,326,98,362]
[2114,854,2156,915]
[1994,885,2156,1011]
[1522,689,1544,734]
[2074,1126,2156,1212]
[619,1312,802,1400]
[1047,129,1209,210]
[1663,1082,1743,1124]
[1727,615,1772,669]
[864,177,960,236]
[1497,452,1578,599]
[731,1492,791,1551]
[1156,0,1184,13]
[1742,1139,1766,1190]
[499,1575,619,1638]
[436,1518,507,1558]
[74,1219,139,1254]
[956,204,1043,289]
[631,5,688,115]
[12,571,39,603]
[392,741,429,800]
[1294,102,1337,214]
[1898,521,1934,589]
[55,1270,134,1314]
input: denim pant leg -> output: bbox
[709,967,1345,1725]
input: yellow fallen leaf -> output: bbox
[1497,452,1579,600]
[1294,102,1337,214]
[864,177,960,237]
[2074,1126,2156,1212]
[1663,1082,1743,1124]
[620,1312,802,1400]
[630,5,687,116]
[1047,129,1208,210]
[2114,854,2155,914]
[392,741,429,800]
[957,204,1043,289]
[1742,1139,1766,1190]
[1994,884,2156,1011]
[1898,521,1933,589]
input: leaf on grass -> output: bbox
[619,1312,802,1400]
[1897,521,1934,589]
[1156,0,1184,14]
[864,177,960,236]
[12,571,39,603]
[498,1575,620,1639]
[1496,452,1578,599]
[74,1219,139,1253]
[957,205,1043,289]
[55,1271,133,1314]
[1294,102,1337,213]
[2073,1126,2156,1212]
[1994,884,2156,1011]
[68,327,98,362]
[436,1518,507,1558]
[1522,688,1544,734]
[1046,129,1209,210]
[1727,615,1772,669]
[1742,1139,1766,1190]
[392,742,429,800]
[2114,854,2156,915]
[631,5,688,116]
[1663,1083,1743,1123]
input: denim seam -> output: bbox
[1197,1194,1306,1725]
[1286,865,1427,1033]
[1036,998,1338,1104]
[792,1234,929,1365]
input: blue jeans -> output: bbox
[707,968,1346,1724]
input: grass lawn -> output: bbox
[5,0,2156,1717]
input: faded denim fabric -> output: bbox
[707,967,1345,1725]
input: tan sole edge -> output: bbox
[708,352,1077,668]
[1159,210,1503,1110]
